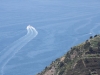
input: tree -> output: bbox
[59,62,64,68]
[97,42,100,46]
[85,59,89,64]
[97,42,100,50]
[84,41,90,49]
[88,73,91,75]
[89,47,93,52]
[94,35,98,37]
[90,36,93,39]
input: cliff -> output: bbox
[37,35,100,75]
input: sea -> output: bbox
[0,0,100,75]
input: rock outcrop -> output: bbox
[37,35,100,75]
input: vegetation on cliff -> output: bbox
[37,34,100,75]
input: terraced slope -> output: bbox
[37,35,100,75]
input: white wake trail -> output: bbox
[0,25,38,75]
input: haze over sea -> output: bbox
[0,0,100,75]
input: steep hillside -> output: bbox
[37,35,100,75]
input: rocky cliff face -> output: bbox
[37,35,100,75]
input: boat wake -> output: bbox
[0,25,38,75]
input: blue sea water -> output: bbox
[0,0,100,75]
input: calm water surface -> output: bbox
[0,0,100,75]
